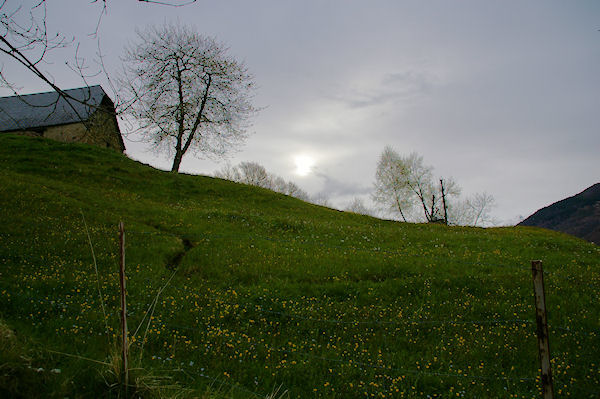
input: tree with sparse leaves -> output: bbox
[449,192,496,227]
[373,146,478,224]
[234,161,271,189]
[121,23,257,172]
[1,1,196,127]
[214,161,310,201]
[373,146,451,222]
[344,197,374,217]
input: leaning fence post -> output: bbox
[531,260,554,399]
[119,221,129,393]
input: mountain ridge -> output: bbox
[518,183,600,244]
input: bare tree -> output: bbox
[271,176,310,200]
[236,161,271,188]
[137,0,198,6]
[372,146,414,221]
[121,23,257,172]
[213,163,241,181]
[270,175,289,194]
[1,1,68,90]
[373,147,449,222]
[1,0,199,106]
[214,161,310,201]
[457,192,496,227]
[0,0,133,136]
[372,146,465,224]
[0,0,86,118]
[310,192,331,208]
[402,152,438,222]
[283,181,310,201]
[344,197,374,216]
[437,177,461,224]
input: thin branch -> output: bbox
[137,0,197,7]
[0,1,122,128]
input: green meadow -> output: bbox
[0,134,598,398]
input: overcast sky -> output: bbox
[2,1,599,224]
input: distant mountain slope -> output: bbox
[518,183,600,244]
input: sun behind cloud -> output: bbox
[293,154,315,176]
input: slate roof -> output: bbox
[0,86,109,132]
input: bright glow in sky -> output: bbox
[2,1,599,224]
[293,154,315,177]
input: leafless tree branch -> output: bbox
[137,0,197,7]
[120,23,257,172]
[1,0,198,132]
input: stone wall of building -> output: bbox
[2,97,124,152]
[84,107,124,151]
[43,123,88,143]
[13,109,124,152]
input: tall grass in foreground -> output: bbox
[0,135,598,398]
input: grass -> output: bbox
[0,134,598,398]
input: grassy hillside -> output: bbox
[0,134,598,398]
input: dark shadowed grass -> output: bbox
[0,134,598,398]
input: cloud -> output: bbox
[5,1,598,225]
[382,71,436,95]
[314,171,372,198]
[328,69,438,109]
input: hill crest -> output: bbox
[518,183,600,244]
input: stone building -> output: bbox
[0,85,125,152]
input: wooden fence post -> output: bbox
[119,221,129,393]
[440,179,448,225]
[531,260,554,399]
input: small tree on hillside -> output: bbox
[467,192,496,226]
[214,161,310,201]
[372,146,414,221]
[449,192,496,227]
[311,192,331,208]
[236,161,271,188]
[372,146,462,223]
[345,197,374,216]
[121,23,257,172]
[278,180,310,201]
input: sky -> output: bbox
[2,0,599,224]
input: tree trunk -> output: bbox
[171,74,212,174]
[171,149,183,172]
[440,179,448,225]
[418,193,431,222]
[395,197,407,222]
